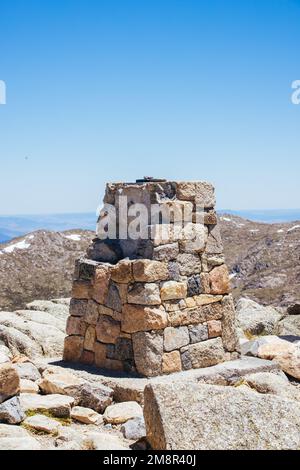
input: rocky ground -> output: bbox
[220,214,300,307]
[1,297,300,449]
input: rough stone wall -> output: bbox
[63,181,240,377]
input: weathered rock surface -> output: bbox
[243,372,300,402]
[0,396,25,424]
[20,393,74,418]
[71,406,102,424]
[23,414,61,434]
[0,363,20,404]
[236,298,282,336]
[121,417,146,440]
[104,401,143,424]
[38,367,113,413]
[144,382,300,450]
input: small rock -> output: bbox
[14,362,41,381]
[104,401,143,424]
[0,363,20,404]
[0,396,25,424]
[71,406,102,424]
[121,417,146,440]
[20,379,39,394]
[82,431,130,450]
[23,414,61,434]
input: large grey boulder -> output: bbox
[144,382,300,450]
[25,300,69,321]
[236,298,282,336]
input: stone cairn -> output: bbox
[63,179,240,377]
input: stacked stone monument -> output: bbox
[63,180,240,377]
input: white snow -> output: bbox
[287,225,300,233]
[0,238,31,255]
[249,229,260,233]
[64,234,81,241]
[277,229,284,233]
[220,217,231,222]
[229,273,238,280]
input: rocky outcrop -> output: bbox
[0,299,69,359]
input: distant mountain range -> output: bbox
[0,214,299,310]
[0,213,96,243]
[1,210,300,243]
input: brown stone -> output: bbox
[207,320,222,338]
[168,301,223,327]
[176,182,196,201]
[168,306,206,327]
[63,336,84,362]
[193,294,223,306]
[133,260,169,282]
[0,363,20,404]
[162,351,182,374]
[110,260,133,283]
[99,304,122,321]
[66,316,87,336]
[116,283,128,304]
[122,304,168,334]
[160,281,187,301]
[94,342,107,367]
[72,280,91,300]
[69,299,87,317]
[103,358,124,372]
[80,350,95,365]
[84,326,96,351]
[200,273,210,293]
[83,300,99,325]
[96,316,120,344]
[209,265,230,295]
[204,210,218,225]
[92,265,111,304]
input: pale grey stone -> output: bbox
[164,326,189,352]
[0,397,25,424]
[132,331,163,377]
[144,382,300,449]
[153,243,179,261]
[237,298,282,336]
[128,283,161,306]
[14,362,41,382]
[177,253,201,276]
[205,225,223,255]
[180,337,225,369]
[121,417,146,440]
[188,324,208,343]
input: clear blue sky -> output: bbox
[0,0,300,215]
